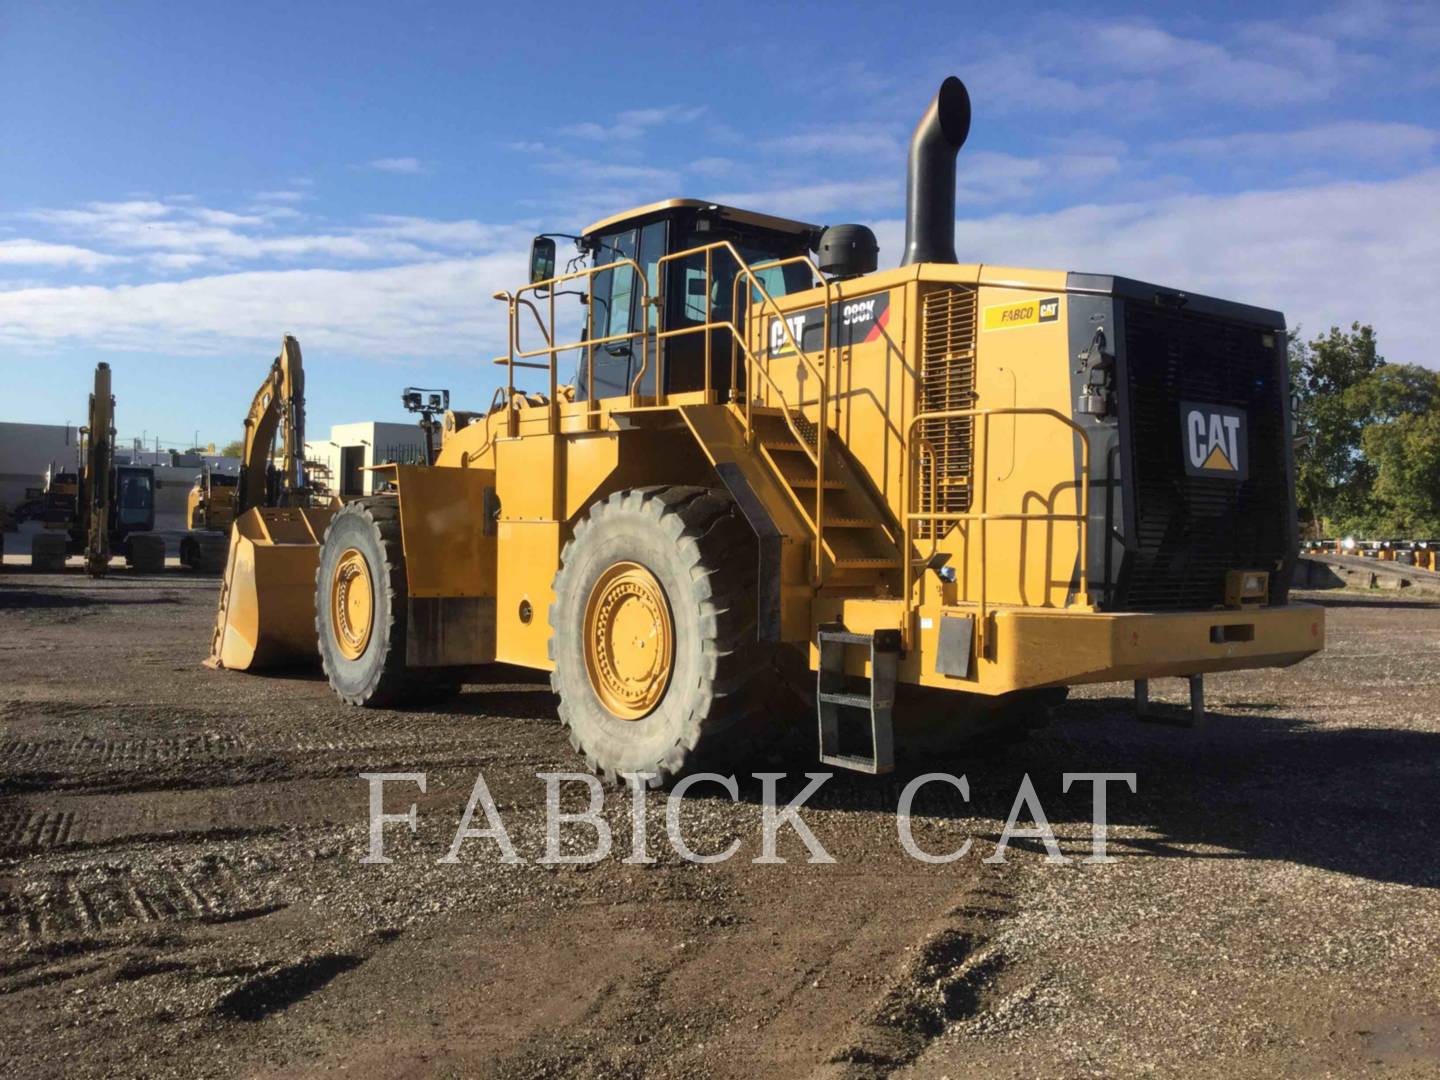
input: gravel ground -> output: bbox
[1,556,1437,1078]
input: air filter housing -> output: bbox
[816,224,879,278]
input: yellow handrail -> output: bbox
[903,407,1092,652]
[497,240,839,582]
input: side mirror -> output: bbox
[529,236,556,285]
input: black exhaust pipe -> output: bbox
[901,76,972,266]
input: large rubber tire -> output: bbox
[126,533,166,574]
[549,486,771,785]
[315,497,414,707]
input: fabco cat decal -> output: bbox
[981,295,1060,332]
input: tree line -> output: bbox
[1290,323,1440,538]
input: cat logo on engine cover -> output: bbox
[1182,401,1248,481]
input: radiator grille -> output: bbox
[1114,301,1291,610]
[917,288,977,539]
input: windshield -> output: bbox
[675,240,814,327]
[118,470,153,510]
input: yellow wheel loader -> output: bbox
[211,77,1323,779]
[18,363,164,575]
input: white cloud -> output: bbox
[867,168,1440,367]
[15,198,522,270]
[1164,122,1439,164]
[539,158,677,184]
[711,178,898,219]
[687,157,734,177]
[0,239,121,271]
[967,15,1356,115]
[559,105,704,141]
[762,125,901,158]
[0,255,523,358]
[705,149,1123,220]
[252,189,310,203]
[367,157,427,175]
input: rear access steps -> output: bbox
[817,625,898,774]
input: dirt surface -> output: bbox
[1,559,1438,1078]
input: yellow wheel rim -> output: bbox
[330,547,374,661]
[583,561,674,720]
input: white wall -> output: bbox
[0,422,80,509]
[310,421,426,496]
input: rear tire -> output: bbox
[549,486,772,785]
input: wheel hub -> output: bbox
[583,561,673,719]
[330,547,374,660]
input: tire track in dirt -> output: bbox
[0,852,280,948]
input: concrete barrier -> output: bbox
[1297,554,1440,595]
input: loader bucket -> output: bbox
[206,506,337,671]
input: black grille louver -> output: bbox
[1112,300,1291,611]
[917,287,978,538]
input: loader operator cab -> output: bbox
[534,200,820,401]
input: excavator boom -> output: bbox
[83,363,114,576]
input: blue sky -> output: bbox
[2,0,1438,448]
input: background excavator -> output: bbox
[16,363,165,575]
[205,336,334,666]
[181,335,310,573]
[210,77,1323,781]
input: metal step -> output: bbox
[818,690,871,709]
[769,457,845,489]
[831,556,901,571]
[816,625,898,775]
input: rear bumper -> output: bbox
[987,602,1325,690]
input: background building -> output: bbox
[0,422,77,509]
[305,421,427,498]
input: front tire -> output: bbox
[549,486,770,785]
[316,498,412,706]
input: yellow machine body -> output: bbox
[416,253,1322,693]
[187,472,238,532]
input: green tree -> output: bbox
[1354,365,1440,536]
[1290,322,1385,532]
[219,439,245,458]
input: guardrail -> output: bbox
[904,407,1092,651]
[493,241,839,581]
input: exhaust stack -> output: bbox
[901,76,972,266]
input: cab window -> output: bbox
[673,240,813,327]
[119,470,153,509]
[638,220,666,331]
[589,228,638,343]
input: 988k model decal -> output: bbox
[768,290,892,358]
